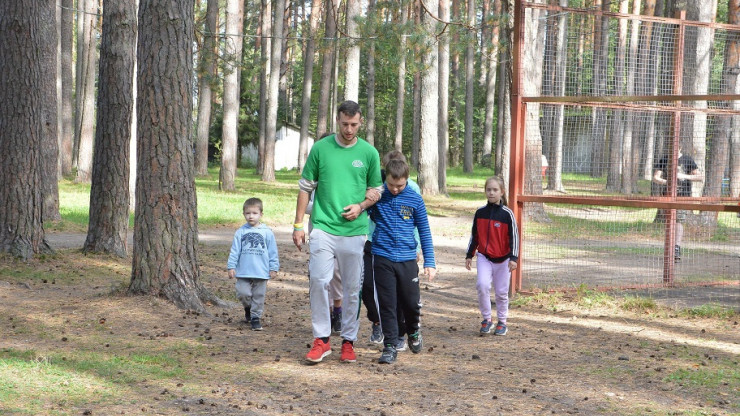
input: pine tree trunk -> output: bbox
[60,0,75,176]
[262,0,286,182]
[688,0,717,197]
[482,0,500,164]
[257,0,271,174]
[438,0,451,194]
[131,0,223,312]
[523,0,549,222]
[75,0,98,183]
[463,0,475,173]
[298,0,322,172]
[220,0,244,191]
[344,0,361,102]
[394,3,408,151]
[419,0,440,194]
[195,0,218,176]
[606,0,628,192]
[316,0,336,137]
[43,0,60,222]
[547,0,567,193]
[84,0,136,257]
[0,0,54,259]
[365,0,377,145]
[590,0,609,178]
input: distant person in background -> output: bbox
[652,148,703,261]
[465,176,519,337]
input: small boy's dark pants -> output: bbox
[372,255,420,346]
[362,242,406,334]
[361,241,380,323]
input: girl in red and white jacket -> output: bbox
[465,176,519,336]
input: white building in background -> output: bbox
[241,125,314,171]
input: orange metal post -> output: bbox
[664,11,686,285]
[509,0,526,293]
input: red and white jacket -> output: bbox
[466,202,519,264]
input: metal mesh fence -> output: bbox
[513,3,740,301]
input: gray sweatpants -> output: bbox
[309,229,365,340]
[235,278,268,318]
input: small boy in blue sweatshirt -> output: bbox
[227,198,279,331]
[369,159,436,364]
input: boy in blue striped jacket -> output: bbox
[369,159,436,364]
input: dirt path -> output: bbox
[2,215,738,414]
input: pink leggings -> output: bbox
[475,253,510,324]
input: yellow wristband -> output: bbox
[293,222,303,229]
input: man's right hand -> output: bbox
[293,229,305,251]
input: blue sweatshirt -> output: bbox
[227,223,279,279]
[370,184,435,269]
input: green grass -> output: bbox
[679,303,737,319]
[0,347,185,414]
[666,366,740,391]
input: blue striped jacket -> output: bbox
[369,183,435,269]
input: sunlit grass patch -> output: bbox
[0,349,117,414]
[679,303,737,319]
[620,296,658,313]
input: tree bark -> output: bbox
[438,0,451,194]
[84,0,137,257]
[43,0,60,222]
[621,0,641,195]
[316,0,336,137]
[419,0,440,194]
[298,0,322,172]
[606,0,628,192]
[495,0,513,179]
[257,0,271,174]
[589,0,609,178]
[0,0,54,259]
[546,0,567,193]
[523,0,548,222]
[412,0,422,171]
[75,0,98,183]
[195,0,218,176]
[687,0,717,197]
[131,0,223,312]
[394,2,408,151]
[220,0,245,191]
[463,0,475,173]
[482,0,500,165]
[60,0,74,177]
[262,0,286,182]
[344,0,361,102]
[365,0,377,145]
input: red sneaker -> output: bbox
[340,341,356,363]
[305,338,331,363]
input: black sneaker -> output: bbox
[244,306,251,322]
[250,317,263,331]
[674,245,681,261]
[408,331,423,354]
[378,344,397,364]
[331,309,342,333]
